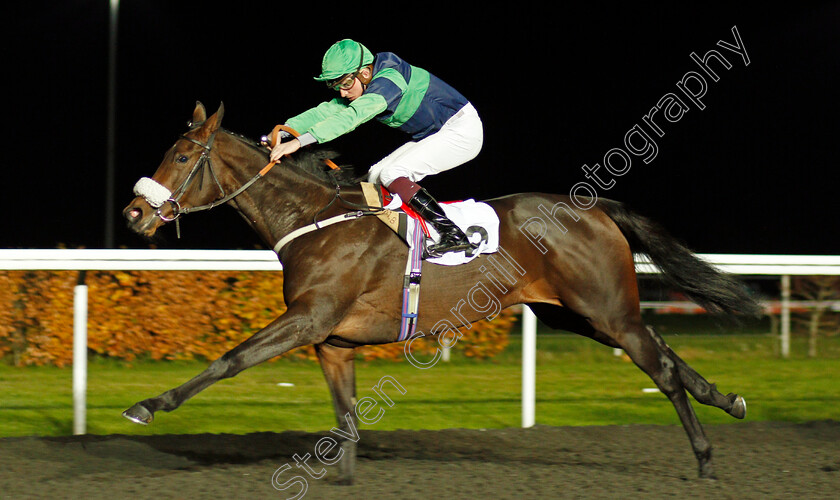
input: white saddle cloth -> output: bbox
[389,196,499,266]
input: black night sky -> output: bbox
[4,2,839,255]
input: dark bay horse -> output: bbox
[122,102,759,482]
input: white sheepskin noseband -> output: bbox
[133,177,172,208]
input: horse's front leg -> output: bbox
[314,343,358,485]
[122,300,330,424]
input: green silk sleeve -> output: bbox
[286,94,388,143]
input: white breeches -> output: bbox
[367,103,483,187]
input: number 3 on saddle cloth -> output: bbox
[360,182,501,341]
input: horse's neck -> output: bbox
[217,136,338,248]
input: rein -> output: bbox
[268,125,341,171]
[135,124,338,237]
[134,123,381,243]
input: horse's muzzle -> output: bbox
[123,197,162,237]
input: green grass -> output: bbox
[0,320,838,437]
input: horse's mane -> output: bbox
[222,128,361,187]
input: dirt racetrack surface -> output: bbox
[1,421,837,499]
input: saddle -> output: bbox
[360,182,500,266]
[360,182,411,238]
[360,182,499,341]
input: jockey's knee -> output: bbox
[386,176,422,201]
[379,167,421,189]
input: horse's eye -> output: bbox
[176,155,189,164]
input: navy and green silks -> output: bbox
[287,52,469,144]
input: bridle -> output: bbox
[133,123,382,244]
[157,129,223,221]
[135,125,277,237]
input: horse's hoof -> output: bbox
[696,449,716,479]
[699,468,718,480]
[122,403,154,425]
[726,394,747,419]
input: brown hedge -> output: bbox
[0,270,515,367]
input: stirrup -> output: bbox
[423,237,477,258]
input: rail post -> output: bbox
[522,306,536,428]
[781,274,791,358]
[73,271,88,435]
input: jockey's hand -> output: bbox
[270,139,301,162]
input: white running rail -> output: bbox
[2,249,839,432]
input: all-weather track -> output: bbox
[0,421,837,499]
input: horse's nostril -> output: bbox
[125,206,142,221]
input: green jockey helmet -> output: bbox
[314,39,374,82]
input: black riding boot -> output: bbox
[407,188,476,258]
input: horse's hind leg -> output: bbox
[314,343,358,485]
[613,321,717,478]
[645,326,746,419]
[528,303,716,476]
[536,302,747,419]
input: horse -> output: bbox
[122,101,760,483]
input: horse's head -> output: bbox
[123,101,228,238]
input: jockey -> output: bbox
[270,39,484,258]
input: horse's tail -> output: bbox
[597,198,762,318]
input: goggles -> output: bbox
[326,45,367,91]
[328,72,358,91]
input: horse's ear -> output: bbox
[203,102,224,134]
[194,102,224,142]
[210,102,224,130]
[192,101,207,126]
